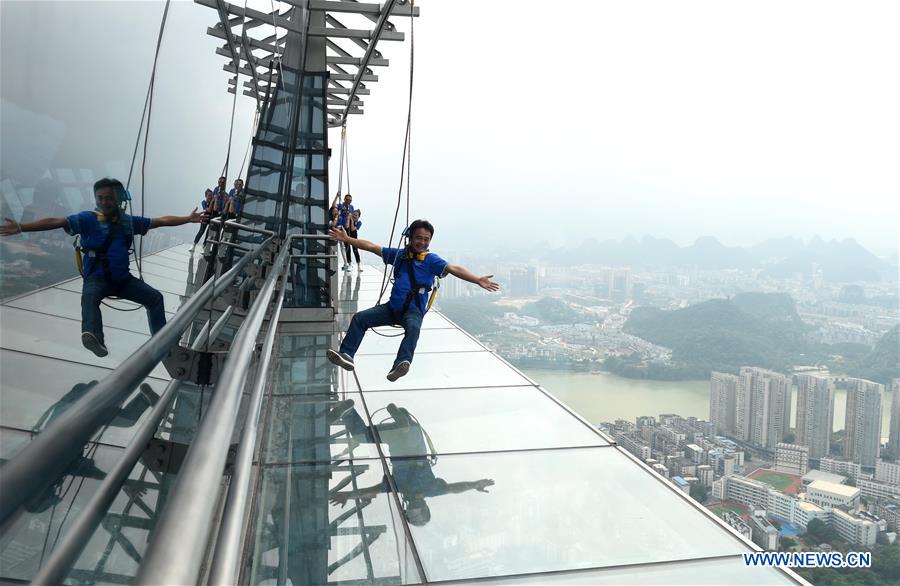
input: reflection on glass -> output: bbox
[331,403,494,528]
[264,393,380,463]
[362,387,610,455]
[249,461,421,585]
[402,449,746,582]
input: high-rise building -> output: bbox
[709,371,739,436]
[739,367,791,449]
[509,266,538,297]
[887,378,900,457]
[795,373,835,459]
[843,378,884,467]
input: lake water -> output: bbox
[523,368,894,440]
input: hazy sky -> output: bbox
[2,1,898,255]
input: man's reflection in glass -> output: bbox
[22,380,160,513]
[329,402,494,526]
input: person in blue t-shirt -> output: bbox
[0,177,207,357]
[225,178,244,219]
[327,219,499,381]
[192,188,215,247]
[332,193,355,270]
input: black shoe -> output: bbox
[327,399,355,423]
[326,349,355,371]
[386,361,410,382]
[81,332,108,357]
[140,383,160,407]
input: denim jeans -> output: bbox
[82,274,166,342]
[339,303,424,367]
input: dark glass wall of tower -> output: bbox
[239,66,331,308]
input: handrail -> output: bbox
[30,307,236,585]
[136,235,296,585]
[210,217,276,237]
[208,268,288,585]
[0,235,274,527]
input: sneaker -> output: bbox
[327,398,355,423]
[139,383,161,407]
[342,264,350,271]
[386,361,411,382]
[82,332,109,357]
[358,266,364,273]
[326,349,355,371]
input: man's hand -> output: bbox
[474,479,494,493]
[188,207,209,224]
[0,218,21,236]
[329,227,348,242]
[477,275,499,292]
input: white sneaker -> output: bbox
[358,266,364,272]
[326,349,355,371]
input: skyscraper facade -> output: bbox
[887,378,900,458]
[843,378,884,467]
[709,371,739,436]
[739,367,791,449]
[795,373,835,459]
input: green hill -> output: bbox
[621,293,811,377]
[847,325,900,385]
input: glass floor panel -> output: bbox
[439,555,797,585]
[7,286,175,334]
[139,255,190,271]
[353,352,531,392]
[248,461,422,585]
[0,349,170,449]
[393,448,747,582]
[0,306,170,379]
[361,386,610,456]
[263,392,383,463]
[356,327,485,355]
[271,356,358,395]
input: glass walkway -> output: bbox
[0,243,806,584]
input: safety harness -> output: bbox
[394,249,440,317]
[74,211,134,281]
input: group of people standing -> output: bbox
[329,192,363,272]
[193,176,244,247]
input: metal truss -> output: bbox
[196,0,419,126]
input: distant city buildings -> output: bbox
[843,378,884,467]
[709,371,738,436]
[795,373,835,460]
[740,367,792,450]
[888,379,900,457]
[775,443,809,476]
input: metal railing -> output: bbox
[0,232,274,527]
[30,307,237,585]
[136,234,298,585]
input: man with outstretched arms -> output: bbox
[328,219,499,381]
[0,177,207,357]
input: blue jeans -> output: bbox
[339,303,423,367]
[82,274,166,342]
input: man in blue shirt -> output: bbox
[0,177,207,357]
[327,219,499,381]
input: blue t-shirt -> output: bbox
[336,203,354,228]
[66,211,151,280]
[353,219,362,231]
[382,247,448,314]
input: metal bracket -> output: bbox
[142,438,237,475]
[163,347,228,385]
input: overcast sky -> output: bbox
[2,0,897,256]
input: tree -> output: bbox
[689,483,708,503]
[779,537,797,550]
[805,518,842,545]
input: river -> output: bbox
[522,368,894,440]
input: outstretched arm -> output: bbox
[446,264,500,292]
[0,217,67,236]
[329,227,382,255]
[150,208,207,229]
[442,478,494,494]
